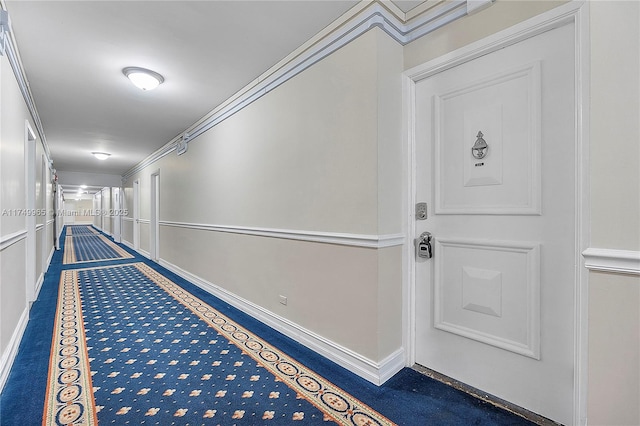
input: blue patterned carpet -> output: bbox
[0,226,535,425]
[64,225,133,264]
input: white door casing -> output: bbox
[405,4,589,424]
[24,121,37,304]
[133,179,140,250]
[150,172,160,262]
[40,154,48,274]
[113,187,121,243]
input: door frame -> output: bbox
[402,2,590,424]
[133,179,140,250]
[24,120,37,304]
[113,187,121,243]
[40,154,49,275]
[150,171,160,262]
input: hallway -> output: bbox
[1,226,533,425]
[1,1,639,425]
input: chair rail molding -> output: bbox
[0,229,27,251]
[583,248,640,275]
[160,220,404,249]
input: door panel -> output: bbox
[414,23,575,425]
[435,62,541,214]
[434,238,540,358]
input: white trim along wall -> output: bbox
[0,0,56,392]
[583,248,640,276]
[160,221,404,249]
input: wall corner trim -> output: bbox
[158,258,405,386]
[0,307,29,393]
[582,248,640,275]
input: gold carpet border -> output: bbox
[63,233,133,264]
[44,262,395,426]
[43,269,98,425]
[134,262,396,426]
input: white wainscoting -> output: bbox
[583,248,640,276]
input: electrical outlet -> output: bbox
[279,295,287,306]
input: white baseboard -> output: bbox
[34,274,44,300]
[0,307,29,392]
[36,273,44,295]
[46,246,54,269]
[158,258,404,385]
[122,240,148,259]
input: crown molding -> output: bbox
[1,5,52,163]
[123,0,488,181]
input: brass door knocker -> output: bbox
[471,131,488,159]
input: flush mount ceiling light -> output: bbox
[91,152,111,160]
[123,66,164,91]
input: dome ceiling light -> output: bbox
[123,66,164,91]
[92,152,111,160]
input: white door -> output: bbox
[413,24,576,424]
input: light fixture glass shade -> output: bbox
[123,67,164,91]
[92,152,111,160]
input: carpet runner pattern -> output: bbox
[44,262,395,425]
[63,226,133,264]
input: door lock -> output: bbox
[415,232,433,259]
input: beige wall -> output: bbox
[123,28,404,364]
[63,199,94,224]
[587,1,640,425]
[588,272,640,426]
[590,0,640,252]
